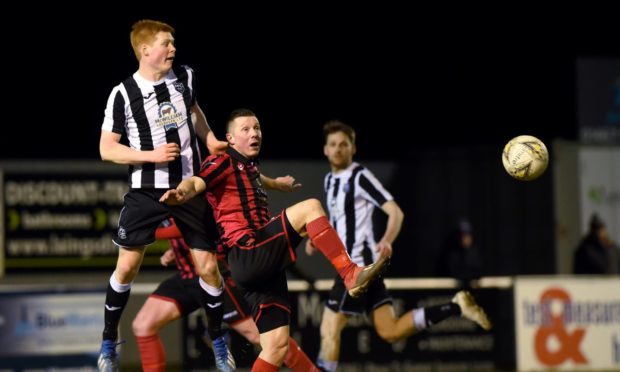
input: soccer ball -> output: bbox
[502,135,549,181]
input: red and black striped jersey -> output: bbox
[168,238,229,279]
[198,147,271,247]
[169,237,197,279]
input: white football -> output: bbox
[502,135,549,181]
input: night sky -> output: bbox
[4,5,619,161]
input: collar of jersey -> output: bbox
[226,147,259,165]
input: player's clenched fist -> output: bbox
[152,143,180,163]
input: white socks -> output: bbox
[199,277,224,296]
[412,308,427,330]
[109,272,132,293]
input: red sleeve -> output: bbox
[199,154,233,189]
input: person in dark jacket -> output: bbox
[573,213,620,274]
[436,218,484,287]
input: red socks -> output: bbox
[251,338,317,371]
[135,334,166,372]
[306,216,356,280]
[283,337,319,371]
[252,357,279,371]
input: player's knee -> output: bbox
[114,264,139,282]
[247,332,261,346]
[378,334,399,344]
[376,328,399,344]
[262,335,289,363]
[132,316,152,336]
[305,198,324,213]
[195,258,219,279]
[300,198,326,221]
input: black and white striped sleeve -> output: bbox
[101,85,127,134]
[184,65,197,106]
[356,169,393,208]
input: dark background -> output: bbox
[3,5,619,160]
[3,5,619,277]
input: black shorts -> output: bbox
[151,272,250,325]
[115,189,217,250]
[227,212,302,333]
[325,275,393,316]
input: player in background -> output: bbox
[306,120,493,372]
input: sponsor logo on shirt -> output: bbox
[156,102,183,132]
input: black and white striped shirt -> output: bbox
[101,65,202,189]
[324,162,393,266]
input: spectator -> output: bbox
[436,218,483,287]
[573,213,620,274]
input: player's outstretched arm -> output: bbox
[159,176,206,205]
[260,174,302,192]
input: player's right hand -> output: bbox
[275,175,302,192]
[152,143,181,163]
[159,188,187,205]
[160,248,175,266]
[375,240,393,258]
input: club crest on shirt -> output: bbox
[238,163,244,171]
[155,102,183,132]
[118,226,127,240]
[329,198,340,216]
[330,198,337,209]
[343,182,350,193]
[173,82,185,94]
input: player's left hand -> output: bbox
[376,240,393,258]
[275,175,302,192]
[208,139,229,155]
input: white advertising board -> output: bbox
[0,291,103,356]
[515,276,620,371]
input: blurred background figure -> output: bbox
[573,213,620,274]
[436,218,483,288]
